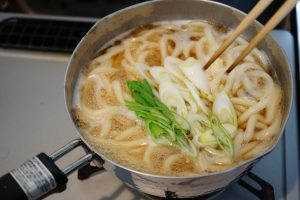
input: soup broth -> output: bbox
[73,20,282,176]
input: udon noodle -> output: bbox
[73,21,282,176]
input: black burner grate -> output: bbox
[77,163,275,200]
[142,189,224,200]
[0,17,94,53]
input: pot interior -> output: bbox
[65,0,292,178]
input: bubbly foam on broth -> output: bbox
[73,20,282,176]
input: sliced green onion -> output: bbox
[125,79,198,157]
[209,113,235,159]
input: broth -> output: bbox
[73,20,282,176]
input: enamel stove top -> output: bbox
[0,14,299,200]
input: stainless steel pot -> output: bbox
[0,0,293,199]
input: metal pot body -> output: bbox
[102,158,258,198]
[65,0,293,198]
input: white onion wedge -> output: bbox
[179,57,210,95]
[149,66,171,83]
[159,81,187,116]
[213,91,237,126]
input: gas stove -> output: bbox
[0,13,299,200]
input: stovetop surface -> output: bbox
[0,15,299,200]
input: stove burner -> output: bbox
[237,172,275,200]
[141,189,224,200]
[77,163,275,200]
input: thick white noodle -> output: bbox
[75,21,282,176]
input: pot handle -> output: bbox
[0,139,96,200]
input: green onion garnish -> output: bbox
[125,79,198,157]
[209,113,235,158]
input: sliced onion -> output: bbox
[159,81,187,116]
[223,123,237,138]
[164,56,186,79]
[200,129,216,144]
[187,113,209,130]
[192,129,217,148]
[179,57,210,95]
[183,79,209,114]
[180,90,198,113]
[213,91,237,126]
[149,67,171,83]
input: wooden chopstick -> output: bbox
[203,0,273,70]
[226,0,298,73]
